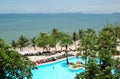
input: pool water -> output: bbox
[32,57,85,79]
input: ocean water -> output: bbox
[0,13,120,43]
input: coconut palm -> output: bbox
[78,29,84,40]
[36,33,49,52]
[60,33,73,64]
[11,40,17,50]
[111,24,120,39]
[78,28,97,79]
[47,34,56,52]
[31,37,36,51]
[18,35,29,51]
[113,24,120,46]
[75,26,120,79]
[72,32,78,51]
[79,28,97,62]
[51,28,59,51]
[51,28,64,51]
[52,28,58,35]
[97,26,116,78]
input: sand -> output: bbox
[14,41,120,63]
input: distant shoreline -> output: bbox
[0,13,117,15]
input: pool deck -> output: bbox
[28,51,120,66]
[28,51,79,66]
[28,51,78,61]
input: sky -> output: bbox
[0,0,120,14]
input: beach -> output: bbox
[16,41,79,60]
[15,41,120,64]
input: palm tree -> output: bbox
[78,29,84,41]
[109,24,120,39]
[11,40,17,50]
[75,25,120,79]
[113,24,120,55]
[60,33,73,64]
[47,34,57,52]
[52,28,58,35]
[36,33,49,52]
[97,26,116,78]
[78,28,97,79]
[72,32,78,51]
[31,37,36,51]
[18,35,29,51]
[51,28,63,51]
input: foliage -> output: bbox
[6,24,120,79]
[78,28,97,64]
[31,37,36,50]
[36,33,49,52]
[11,40,17,50]
[78,29,84,40]
[59,33,73,64]
[18,35,29,51]
[75,25,120,79]
[60,33,73,48]
[47,34,57,51]
[0,38,35,79]
[72,32,78,50]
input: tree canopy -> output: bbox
[75,25,120,79]
[0,38,35,79]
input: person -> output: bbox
[53,66,54,69]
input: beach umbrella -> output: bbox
[19,52,25,55]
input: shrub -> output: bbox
[76,61,82,64]
[72,64,78,68]
[69,62,74,65]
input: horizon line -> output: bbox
[0,12,119,14]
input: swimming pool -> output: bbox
[32,57,85,79]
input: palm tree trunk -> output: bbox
[74,41,77,51]
[34,46,36,51]
[14,47,16,50]
[48,47,50,52]
[43,47,44,52]
[65,44,69,64]
[22,47,23,51]
[46,47,49,51]
[61,46,63,51]
[55,45,57,51]
[20,47,21,51]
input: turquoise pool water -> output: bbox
[32,57,85,79]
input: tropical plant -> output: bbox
[112,24,120,39]
[72,32,78,51]
[97,26,116,79]
[76,28,98,79]
[75,59,99,79]
[0,38,36,79]
[60,33,73,64]
[51,28,64,51]
[18,35,29,51]
[75,26,120,79]
[31,37,36,50]
[36,33,49,52]
[78,28,97,66]
[78,29,84,40]
[47,35,57,52]
[11,40,17,50]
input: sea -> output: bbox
[0,13,120,44]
